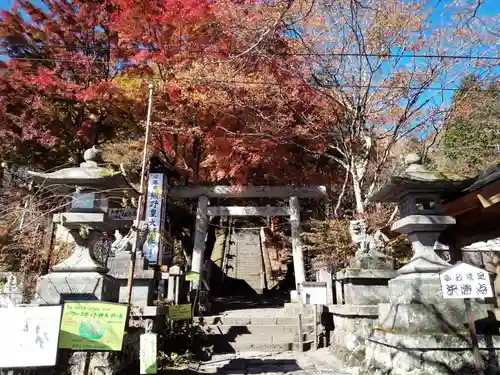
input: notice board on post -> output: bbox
[58,301,128,351]
[300,282,328,305]
[439,262,493,299]
[0,305,63,368]
[167,304,192,321]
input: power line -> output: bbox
[3,55,500,92]
[0,69,489,92]
[3,47,500,61]
[0,72,490,92]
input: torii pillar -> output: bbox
[290,196,306,286]
[190,195,209,290]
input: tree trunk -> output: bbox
[351,170,365,214]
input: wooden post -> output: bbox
[297,312,303,353]
[190,195,209,290]
[289,196,306,285]
[42,217,55,275]
[465,298,484,375]
[313,304,319,350]
[167,275,175,301]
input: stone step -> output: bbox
[283,303,317,315]
[204,324,315,335]
[205,338,314,353]
[205,331,315,344]
[197,315,315,326]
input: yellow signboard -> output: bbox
[140,333,157,374]
[59,302,128,351]
[168,304,192,321]
[185,272,199,281]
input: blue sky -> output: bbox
[1,0,499,109]
[0,0,12,10]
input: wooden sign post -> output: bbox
[439,262,494,375]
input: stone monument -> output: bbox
[364,153,497,374]
[28,147,140,304]
[331,218,397,352]
[107,222,155,305]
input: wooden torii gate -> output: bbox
[168,185,328,293]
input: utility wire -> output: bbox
[2,70,496,92]
[3,44,500,60]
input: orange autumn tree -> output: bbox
[0,0,145,168]
[109,0,345,185]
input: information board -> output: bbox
[58,302,128,351]
[168,304,192,321]
[440,262,493,299]
[300,282,328,305]
[0,305,62,368]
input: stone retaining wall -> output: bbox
[363,331,500,375]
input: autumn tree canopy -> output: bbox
[1,0,499,216]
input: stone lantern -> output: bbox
[371,153,466,275]
[369,153,492,335]
[28,147,140,304]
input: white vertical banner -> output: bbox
[143,173,164,265]
[140,333,157,374]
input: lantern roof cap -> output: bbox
[27,146,139,196]
[370,153,472,203]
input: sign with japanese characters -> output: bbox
[167,304,192,321]
[0,305,63,368]
[439,262,493,299]
[142,173,165,265]
[140,333,157,374]
[58,302,128,351]
[108,208,136,221]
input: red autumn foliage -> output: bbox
[0,0,345,188]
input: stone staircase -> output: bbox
[198,302,318,353]
[225,230,265,294]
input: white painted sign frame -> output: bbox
[300,282,328,305]
[0,305,63,368]
[439,262,493,300]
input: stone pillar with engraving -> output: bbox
[27,147,140,304]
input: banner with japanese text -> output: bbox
[143,173,164,264]
[58,302,128,351]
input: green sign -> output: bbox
[59,302,128,351]
[185,271,199,281]
[168,304,192,321]
[140,333,157,374]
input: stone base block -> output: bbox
[377,302,496,334]
[363,331,500,375]
[388,272,446,304]
[34,272,119,304]
[330,304,378,351]
[336,269,397,305]
[350,255,394,270]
